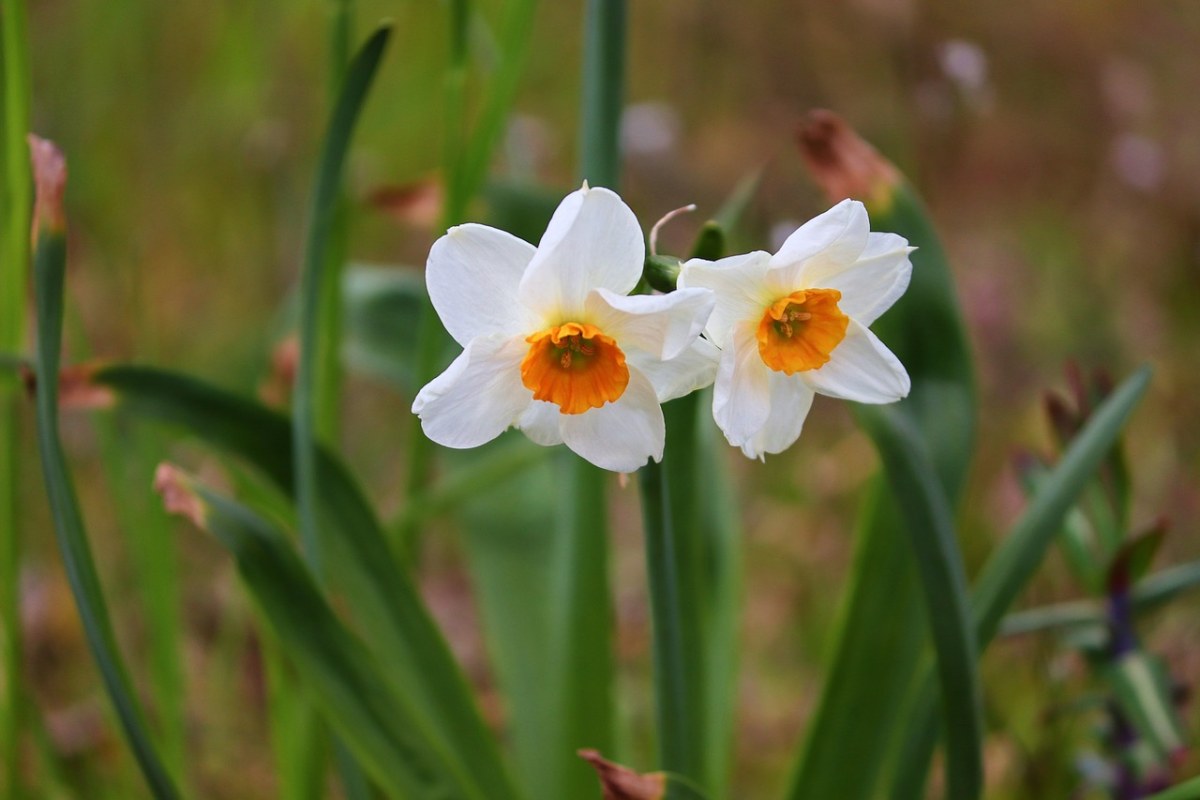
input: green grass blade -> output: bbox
[400,0,470,555]
[1106,651,1184,761]
[155,467,483,800]
[29,139,179,799]
[1145,775,1200,800]
[1,3,33,794]
[789,114,975,800]
[299,18,380,796]
[889,366,1152,799]
[972,366,1151,641]
[1000,559,1200,636]
[86,363,522,800]
[457,0,540,203]
[294,24,390,577]
[454,436,559,800]
[857,407,983,800]
[93,423,186,785]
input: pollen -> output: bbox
[521,322,630,414]
[756,288,848,374]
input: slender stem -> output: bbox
[579,0,626,188]
[545,2,625,797]
[1,3,32,795]
[638,453,705,794]
[552,454,615,797]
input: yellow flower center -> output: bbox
[756,288,848,374]
[520,322,630,415]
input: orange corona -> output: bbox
[521,322,629,414]
[756,288,848,374]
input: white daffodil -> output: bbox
[678,198,913,459]
[412,184,718,473]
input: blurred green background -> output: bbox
[9,0,1200,796]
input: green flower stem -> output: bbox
[638,404,707,795]
[550,454,616,798]
[579,0,625,189]
[534,4,630,796]
[1,2,32,794]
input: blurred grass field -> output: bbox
[9,0,1200,796]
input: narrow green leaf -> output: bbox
[93,422,186,785]
[294,23,390,578]
[1106,651,1185,761]
[87,364,521,800]
[973,367,1151,642]
[156,468,482,800]
[789,114,975,800]
[453,435,559,800]
[1,3,33,793]
[999,559,1200,637]
[890,366,1152,800]
[457,0,540,203]
[857,407,983,800]
[29,139,179,799]
[297,25,386,795]
[1144,775,1200,800]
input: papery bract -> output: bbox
[679,198,912,459]
[413,184,717,473]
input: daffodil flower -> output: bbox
[413,184,717,472]
[678,199,912,459]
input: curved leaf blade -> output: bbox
[87,363,522,800]
[156,468,482,800]
[30,139,179,798]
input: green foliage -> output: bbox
[32,197,179,797]
[790,174,976,800]
[164,472,483,799]
[90,364,521,800]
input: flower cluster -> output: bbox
[413,184,912,471]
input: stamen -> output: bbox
[756,288,848,374]
[521,322,630,414]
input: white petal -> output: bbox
[516,400,564,446]
[801,319,911,403]
[426,224,538,346]
[766,199,870,293]
[678,251,773,349]
[711,321,773,450]
[559,368,664,472]
[628,337,720,403]
[412,334,532,449]
[517,185,645,320]
[584,287,714,361]
[807,232,913,326]
[740,372,816,460]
